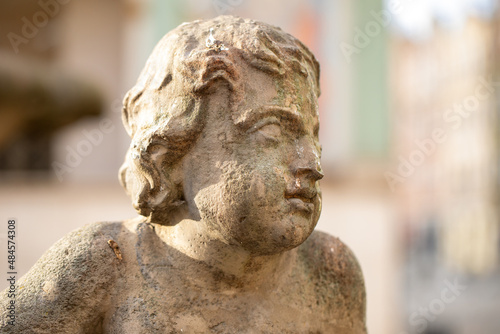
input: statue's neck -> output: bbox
[151,218,295,290]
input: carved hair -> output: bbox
[119,15,320,223]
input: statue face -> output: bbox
[182,68,322,255]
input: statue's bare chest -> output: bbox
[104,284,323,333]
[97,227,361,333]
[102,261,325,333]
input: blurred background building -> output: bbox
[0,0,499,333]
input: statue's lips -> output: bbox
[285,187,317,214]
[287,197,314,214]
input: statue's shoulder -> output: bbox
[45,221,127,265]
[299,230,364,281]
[0,221,129,332]
[28,219,128,291]
[297,230,367,332]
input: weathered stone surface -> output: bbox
[0,16,367,333]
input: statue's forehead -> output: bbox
[271,79,320,134]
[229,68,319,135]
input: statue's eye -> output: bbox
[247,117,281,144]
[257,123,281,143]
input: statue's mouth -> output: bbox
[285,188,317,214]
[285,187,317,201]
[286,198,314,214]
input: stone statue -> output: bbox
[0,16,367,333]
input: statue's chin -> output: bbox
[232,214,318,257]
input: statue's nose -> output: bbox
[293,164,324,182]
[290,138,323,182]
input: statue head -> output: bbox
[120,15,322,255]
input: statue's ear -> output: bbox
[121,88,145,137]
[121,92,133,136]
